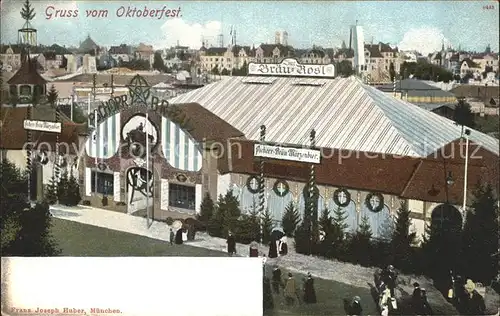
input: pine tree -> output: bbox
[20,0,35,21]
[391,201,417,271]
[207,194,225,238]
[44,176,58,205]
[47,85,58,106]
[261,208,274,244]
[198,192,215,223]
[462,184,499,283]
[57,171,69,205]
[331,206,348,243]
[234,208,261,244]
[207,190,241,237]
[349,215,373,265]
[282,201,300,237]
[319,208,332,233]
[65,172,81,206]
[358,215,373,239]
[1,160,60,256]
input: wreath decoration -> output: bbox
[302,184,320,200]
[333,188,351,208]
[365,192,385,213]
[35,150,49,165]
[246,176,260,194]
[273,180,290,197]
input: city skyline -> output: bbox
[1,0,499,55]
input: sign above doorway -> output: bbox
[254,144,321,164]
[23,120,61,133]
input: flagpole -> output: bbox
[146,111,150,228]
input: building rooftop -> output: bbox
[376,79,457,98]
[170,76,498,157]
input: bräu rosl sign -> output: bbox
[248,58,335,78]
[254,144,321,164]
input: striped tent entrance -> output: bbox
[161,117,203,172]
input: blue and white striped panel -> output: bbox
[267,192,293,222]
[361,204,392,239]
[328,200,358,232]
[240,187,259,214]
[86,113,120,159]
[298,194,324,222]
[161,117,202,172]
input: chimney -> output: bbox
[275,31,281,45]
[378,43,381,51]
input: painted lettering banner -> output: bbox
[254,144,321,164]
[248,58,335,78]
[23,120,61,133]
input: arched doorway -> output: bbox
[429,204,463,282]
[431,204,462,234]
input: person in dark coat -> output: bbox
[381,265,397,296]
[279,237,288,256]
[271,266,282,294]
[349,296,363,315]
[412,282,424,315]
[268,237,278,258]
[226,232,236,256]
[303,272,317,304]
[463,283,486,315]
[169,228,174,245]
[175,228,183,244]
[420,288,432,316]
[263,274,274,310]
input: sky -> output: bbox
[1,0,499,55]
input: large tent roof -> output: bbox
[170,76,499,157]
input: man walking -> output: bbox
[284,272,297,306]
[169,228,174,245]
[227,231,236,256]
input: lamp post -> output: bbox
[146,111,150,228]
[462,129,471,219]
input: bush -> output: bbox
[116,201,126,206]
[282,201,300,237]
[233,213,260,244]
[82,200,91,206]
[184,223,197,241]
[165,217,174,225]
[101,195,108,206]
[185,217,204,232]
[57,172,81,206]
[295,223,316,255]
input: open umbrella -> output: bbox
[271,229,285,240]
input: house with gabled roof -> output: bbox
[460,58,482,78]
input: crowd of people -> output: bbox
[173,228,490,315]
[446,271,487,315]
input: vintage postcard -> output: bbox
[1,0,499,315]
